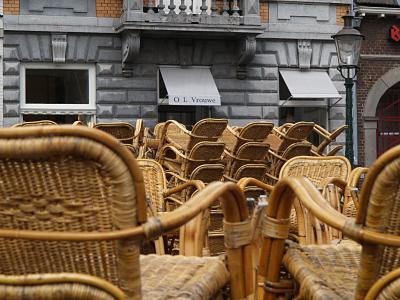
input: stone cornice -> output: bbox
[4,15,115,33]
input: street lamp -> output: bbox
[332,13,364,167]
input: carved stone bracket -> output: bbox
[121,31,141,77]
[51,34,67,63]
[237,36,257,79]
[297,40,312,69]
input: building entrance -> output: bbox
[376,82,400,156]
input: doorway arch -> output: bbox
[363,67,400,165]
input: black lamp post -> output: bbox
[332,13,364,167]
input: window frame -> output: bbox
[20,63,96,114]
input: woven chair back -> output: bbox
[285,122,315,140]
[235,142,269,161]
[279,156,351,188]
[137,159,167,213]
[188,141,225,160]
[12,120,58,127]
[239,122,274,141]
[233,164,268,181]
[355,145,400,298]
[281,141,312,160]
[189,164,225,184]
[191,118,228,138]
[94,122,136,144]
[0,126,145,298]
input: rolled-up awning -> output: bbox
[279,69,341,99]
[159,67,221,106]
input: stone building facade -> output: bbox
[355,0,400,165]
[2,0,350,153]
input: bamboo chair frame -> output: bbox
[260,144,400,300]
[0,273,126,299]
[137,159,206,256]
[94,122,141,146]
[313,124,347,155]
[0,126,254,300]
[158,119,227,153]
[221,122,274,155]
[12,120,58,127]
[264,142,313,185]
[224,142,270,179]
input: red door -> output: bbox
[376,84,400,157]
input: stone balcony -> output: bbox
[115,0,264,36]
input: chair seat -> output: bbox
[283,242,361,300]
[141,254,229,299]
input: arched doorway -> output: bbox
[376,82,400,157]
[363,67,400,166]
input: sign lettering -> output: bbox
[168,95,221,106]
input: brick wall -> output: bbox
[336,5,349,25]
[4,0,19,15]
[96,0,122,18]
[357,16,400,165]
[260,2,268,23]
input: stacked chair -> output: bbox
[0,125,255,300]
[312,124,347,156]
[94,120,145,158]
[157,118,228,188]
[260,144,400,300]
[221,122,273,183]
[206,122,273,256]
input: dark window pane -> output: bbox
[26,69,89,104]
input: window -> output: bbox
[20,63,96,123]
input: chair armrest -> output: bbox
[348,167,369,188]
[0,273,125,300]
[163,180,205,197]
[157,144,187,161]
[237,177,273,193]
[366,267,400,300]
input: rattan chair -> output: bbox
[12,120,58,127]
[157,118,228,154]
[94,121,144,148]
[260,144,400,300]
[239,155,351,243]
[137,159,206,256]
[313,124,347,155]
[0,126,254,300]
[264,141,313,185]
[221,122,274,155]
[266,122,315,153]
[224,142,270,180]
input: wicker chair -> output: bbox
[12,120,58,127]
[137,159,206,256]
[0,126,254,300]
[239,155,351,242]
[260,144,400,300]
[94,121,144,148]
[224,142,269,180]
[221,122,274,155]
[158,119,228,154]
[313,124,347,155]
[159,141,225,174]
[266,122,315,153]
[264,141,313,185]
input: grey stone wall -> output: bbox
[3,32,345,146]
[20,0,96,17]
